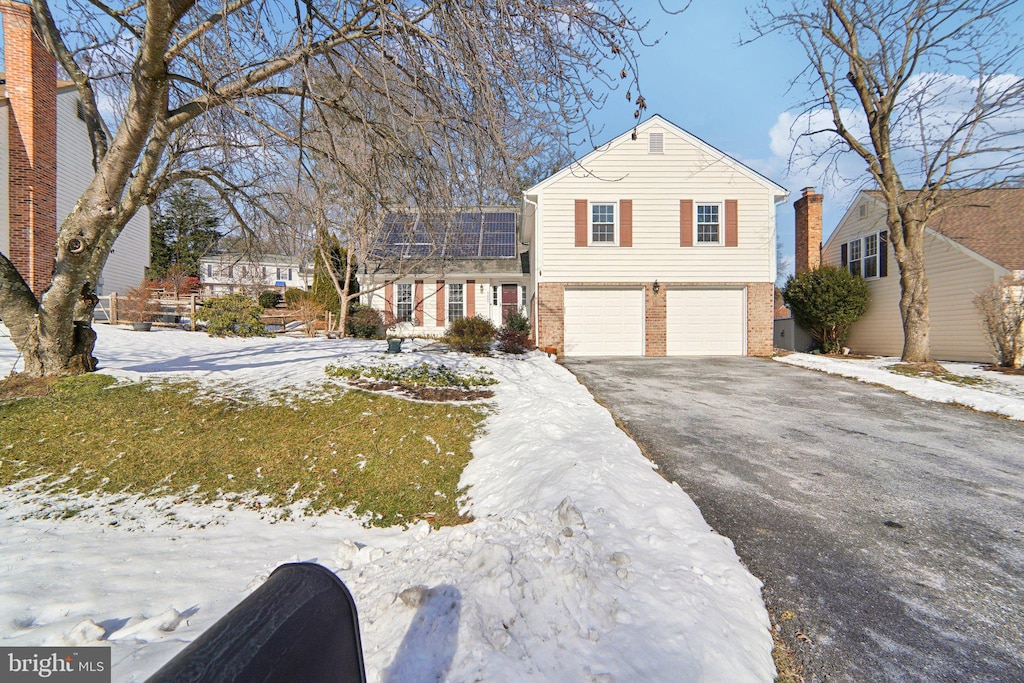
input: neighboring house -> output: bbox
[524,114,788,357]
[360,209,528,336]
[819,188,1024,362]
[0,1,150,297]
[199,254,311,296]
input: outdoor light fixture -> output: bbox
[652,280,660,294]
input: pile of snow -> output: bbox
[776,352,1024,421]
[0,325,774,681]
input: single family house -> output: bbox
[360,209,529,336]
[819,188,1024,362]
[523,114,788,356]
[199,253,311,296]
[0,0,150,297]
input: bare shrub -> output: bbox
[294,296,326,338]
[975,275,1024,368]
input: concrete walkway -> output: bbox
[564,357,1024,683]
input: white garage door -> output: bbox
[666,288,746,356]
[564,287,645,356]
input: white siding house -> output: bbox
[822,189,1021,362]
[0,82,151,296]
[526,115,788,356]
[360,210,528,336]
[199,254,311,296]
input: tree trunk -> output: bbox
[16,313,97,377]
[898,254,932,362]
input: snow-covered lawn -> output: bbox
[0,326,775,682]
[776,352,1024,421]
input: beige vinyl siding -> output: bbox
[536,125,776,283]
[824,194,1004,362]
[55,91,150,295]
[363,274,529,337]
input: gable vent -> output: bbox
[648,132,664,154]
[858,204,867,218]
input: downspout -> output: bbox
[523,195,540,348]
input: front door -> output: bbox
[501,284,519,322]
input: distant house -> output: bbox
[359,209,528,336]
[524,114,788,356]
[199,254,310,296]
[0,1,150,296]
[818,188,1024,362]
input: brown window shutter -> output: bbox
[384,282,394,319]
[619,199,632,247]
[414,280,424,326]
[575,199,588,246]
[725,200,738,247]
[840,243,848,267]
[879,231,889,277]
[466,279,476,317]
[436,280,445,327]
[679,200,693,247]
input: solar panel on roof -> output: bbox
[377,209,516,259]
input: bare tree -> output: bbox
[1,0,659,377]
[975,274,1024,368]
[751,0,1024,362]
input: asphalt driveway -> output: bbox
[563,357,1024,683]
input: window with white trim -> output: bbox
[696,203,721,244]
[847,233,881,279]
[591,203,616,243]
[396,283,413,322]
[448,283,465,322]
[863,233,878,278]
[848,237,862,277]
[491,286,498,306]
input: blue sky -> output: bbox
[581,2,1022,280]
[581,3,843,279]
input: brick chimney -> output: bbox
[794,186,822,274]
[2,0,58,294]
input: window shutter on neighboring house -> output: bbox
[725,200,738,247]
[384,282,394,319]
[679,199,693,247]
[879,231,889,277]
[619,199,632,247]
[414,280,424,326]
[840,243,848,268]
[575,200,588,246]
[436,280,445,327]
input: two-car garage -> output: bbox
[562,286,746,357]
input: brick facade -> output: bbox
[536,281,775,357]
[1,0,58,294]
[794,187,823,275]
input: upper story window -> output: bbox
[207,264,212,277]
[591,203,616,244]
[648,132,664,154]
[276,267,282,280]
[847,233,880,279]
[448,283,465,322]
[696,203,721,244]
[396,283,413,322]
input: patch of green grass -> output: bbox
[326,362,497,389]
[0,374,483,527]
[886,363,987,387]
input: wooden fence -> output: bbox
[96,292,322,335]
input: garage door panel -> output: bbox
[564,288,644,356]
[667,288,745,356]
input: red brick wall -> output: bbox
[745,282,775,356]
[645,283,666,356]
[2,0,58,295]
[794,188,823,275]
[536,281,775,357]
